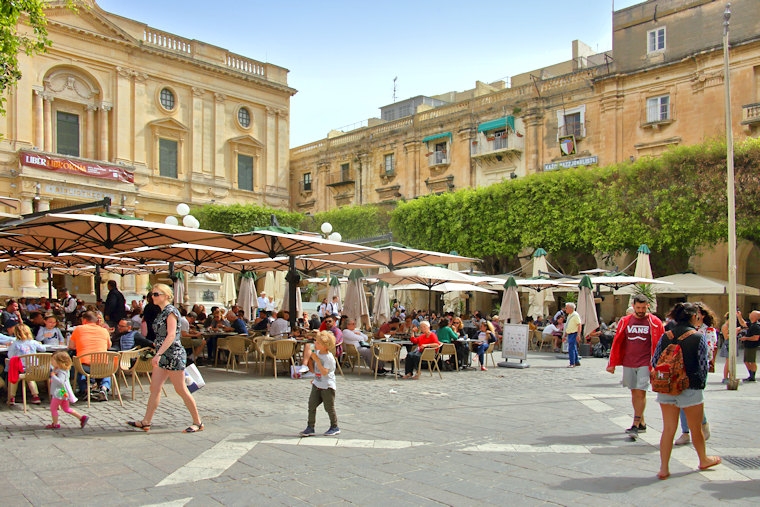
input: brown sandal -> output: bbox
[126,420,151,432]
[183,422,204,433]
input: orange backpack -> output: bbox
[650,330,695,396]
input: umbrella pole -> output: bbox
[286,255,298,330]
[94,265,102,301]
[47,266,53,300]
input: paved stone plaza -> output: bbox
[1,352,759,506]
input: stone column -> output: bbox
[214,93,226,180]
[265,107,277,189]
[99,103,111,161]
[133,73,149,165]
[86,104,97,159]
[43,94,54,151]
[17,199,38,294]
[192,87,205,176]
[115,68,133,163]
[277,109,289,190]
[33,88,44,149]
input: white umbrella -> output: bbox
[527,249,555,320]
[577,275,599,338]
[280,284,303,317]
[499,276,522,325]
[327,275,342,313]
[443,261,461,315]
[373,280,391,326]
[237,273,257,320]
[390,282,496,294]
[376,265,479,312]
[221,272,237,306]
[173,271,186,308]
[617,273,759,297]
[629,244,656,311]
[343,269,371,329]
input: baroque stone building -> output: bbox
[0,0,295,298]
[289,0,760,315]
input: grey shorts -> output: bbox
[744,346,757,363]
[622,366,650,390]
[656,388,704,408]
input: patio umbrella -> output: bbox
[118,243,262,274]
[442,260,461,316]
[499,276,522,324]
[629,244,656,311]
[236,272,257,320]
[309,244,478,270]
[221,272,237,306]
[577,275,599,338]
[617,273,759,297]
[527,249,555,320]
[373,280,391,326]
[390,282,496,294]
[280,284,303,317]
[377,266,479,312]
[173,271,186,307]
[343,269,371,329]
[327,275,342,313]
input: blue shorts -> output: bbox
[656,388,704,408]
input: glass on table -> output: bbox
[384,334,391,341]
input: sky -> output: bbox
[97,0,642,147]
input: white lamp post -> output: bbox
[165,203,199,228]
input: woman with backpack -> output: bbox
[652,302,721,480]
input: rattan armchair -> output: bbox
[73,351,123,407]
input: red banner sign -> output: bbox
[19,151,134,184]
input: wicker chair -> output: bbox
[261,339,296,378]
[485,342,498,368]
[118,348,140,388]
[214,337,230,367]
[372,342,401,380]
[15,353,52,414]
[328,341,344,377]
[439,343,458,371]
[118,348,166,401]
[416,345,442,379]
[249,335,266,371]
[73,352,123,407]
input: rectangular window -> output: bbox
[56,112,80,157]
[303,172,312,191]
[237,154,253,191]
[384,153,395,175]
[647,27,665,53]
[159,138,178,178]
[563,113,582,137]
[340,163,350,182]
[646,95,670,122]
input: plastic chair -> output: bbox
[372,342,401,380]
[224,335,252,371]
[328,341,344,377]
[15,353,52,414]
[417,345,442,379]
[118,348,166,400]
[261,339,296,378]
[485,342,498,368]
[439,343,458,371]
[214,337,230,367]
[342,343,369,375]
[118,348,140,388]
[73,351,123,407]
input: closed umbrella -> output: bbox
[343,269,371,329]
[173,271,186,307]
[236,272,257,321]
[327,275,342,313]
[499,276,522,325]
[221,272,237,306]
[577,275,599,339]
[527,249,555,320]
[630,244,656,312]
[443,261,461,315]
[280,284,303,317]
[373,280,391,326]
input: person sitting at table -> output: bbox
[402,321,440,380]
[398,315,417,335]
[179,313,205,364]
[68,311,112,401]
[224,310,248,335]
[113,318,154,351]
[541,316,564,352]
[35,315,65,345]
[269,310,291,337]
[308,313,321,331]
[374,317,400,339]
[252,312,272,332]
[1,299,22,332]
[7,324,46,406]
[203,306,220,328]
[436,316,465,370]
[473,320,498,371]
[342,319,386,374]
[338,315,349,331]
[25,311,46,338]
[206,308,228,330]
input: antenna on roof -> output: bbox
[393,76,398,103]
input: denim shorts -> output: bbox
[622,366,650,390]
[656,388,704,408]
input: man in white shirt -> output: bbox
[542,317,563,352]
[341,319,385,373]
[268,310,290,337]
[327,296,341,317]
[256,291,268,317]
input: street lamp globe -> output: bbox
[165,216,179,226]
[328,232,342,242]
[320,222,333,235]
[176,203,191,216]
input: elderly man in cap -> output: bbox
[257,291,268,317]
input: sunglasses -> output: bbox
[151,292,162,297]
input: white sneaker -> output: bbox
[298,365,310,374]
[702,422,711,441]
[674,433,691,445]
[301,372,315,379]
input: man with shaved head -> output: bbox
[739,310,760,382]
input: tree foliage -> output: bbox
[192,203,304,234]
[0,0,55,115]
[306,205,392,242]
[391,138,760,274]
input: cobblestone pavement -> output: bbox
[1,352,759,506]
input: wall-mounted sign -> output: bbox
[19,151,134,183]
[544,155,598,172]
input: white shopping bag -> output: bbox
[290,365,301,379]
[184,363,205,393]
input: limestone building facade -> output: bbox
[0,0,295,298]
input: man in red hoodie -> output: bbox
[606,294,664,437]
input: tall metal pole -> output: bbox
[723,3,739,391]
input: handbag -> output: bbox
[184,363,205,393]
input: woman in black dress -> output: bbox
[127,283,203,433]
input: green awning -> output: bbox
[422,132,452,143]
[477,116,515,133]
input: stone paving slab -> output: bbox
[1,352,760,505]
